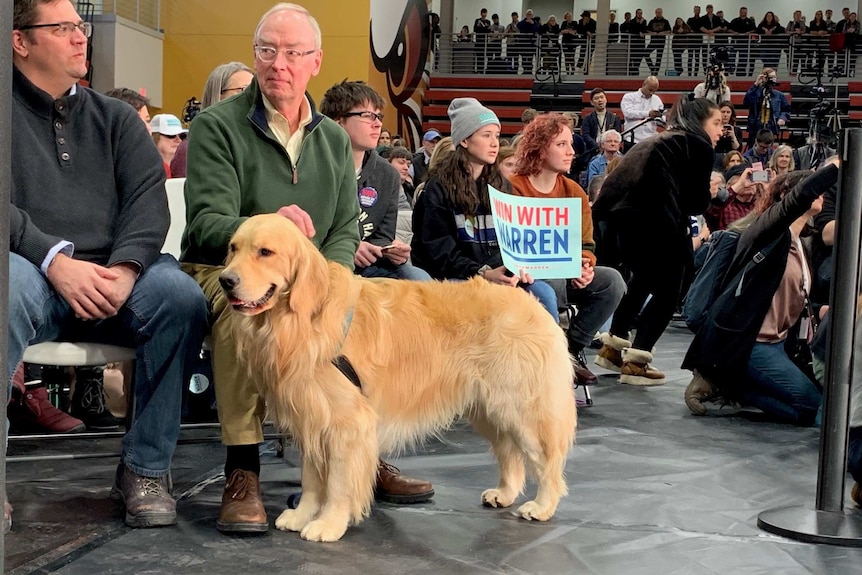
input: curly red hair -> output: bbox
[515,113,573,176]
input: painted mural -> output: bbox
[368,0,434,150]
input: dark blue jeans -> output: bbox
[741,341,822,426]
[7,253,208,476]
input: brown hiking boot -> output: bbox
[9,370,86,434]
[375,460,434,504]
[217,469,268,533]
[594,333,632,372]
[685,371,716,416]
[620,348,666,386]
[111,463,176,528]
[684,371,741,415]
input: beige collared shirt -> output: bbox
[261,93,313,163]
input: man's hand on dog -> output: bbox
[277,205,316,238]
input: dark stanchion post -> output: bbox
[0,0,13,566]
[757,128,862,546]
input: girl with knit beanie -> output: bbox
[411,97,559,318]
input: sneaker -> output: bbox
[71,366,122,431]
[110,463,176,528]
[594,333,632,372]
[9,383,86,434]
[619,348,666,386]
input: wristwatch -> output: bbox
[477,264,492,278]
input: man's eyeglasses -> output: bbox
[17,21,92,39]
[220,85,249,95]
[254,45,317,64]
[341,111,385,123]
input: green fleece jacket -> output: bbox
[181,79,360,268]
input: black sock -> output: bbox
[225,444,260,476]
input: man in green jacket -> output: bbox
[182,3,431,535]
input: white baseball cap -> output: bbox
[150,114,188,136]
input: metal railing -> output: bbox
[79,0,160,31]
[433,32,858,80]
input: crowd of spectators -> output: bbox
[448,6,861,77]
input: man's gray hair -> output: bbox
[254,3,322,49]
[600,129,622,144]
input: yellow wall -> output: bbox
[160,0,370,116]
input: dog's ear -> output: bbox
[286,239,330,319]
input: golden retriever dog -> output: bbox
[219,214,577,542]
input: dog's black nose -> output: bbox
[219,272,240,291]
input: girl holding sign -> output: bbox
[411,98,559,318]
[591,97,723,387]
[508,113,626,387]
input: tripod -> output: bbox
[799,49,844,138]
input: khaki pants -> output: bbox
[183,263,266,445]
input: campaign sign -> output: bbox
[488,186,581,279]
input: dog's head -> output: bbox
[219,214,328,317]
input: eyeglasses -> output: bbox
[17,21,92,39]
[160,133,187,141]
[341,111,384,123]
[220,85,249,95]
[253,45,317,64]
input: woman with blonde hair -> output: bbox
[769,144,795,176]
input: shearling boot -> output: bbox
[593,332,632,372]
[620,347,666,386]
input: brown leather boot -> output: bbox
[217,469,268,533]
[852,482,861,508]
[110,463,176,528]
[375,460,434,504]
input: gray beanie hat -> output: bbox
[448,97,500,146]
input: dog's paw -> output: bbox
[275,508,310,532]
[516,500,554,521]
[481,488,516,508]
[300,518,348,542]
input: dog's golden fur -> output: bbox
[221,214,576,542]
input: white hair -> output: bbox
[254,3,322,49]
[710,170,725,183]
[600,129,622,144]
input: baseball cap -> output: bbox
[150,114,188,137]
[423,129,442,142]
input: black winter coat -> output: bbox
[591,130,714,269]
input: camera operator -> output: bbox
[742,67,789,147]
[692,62,730,104]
